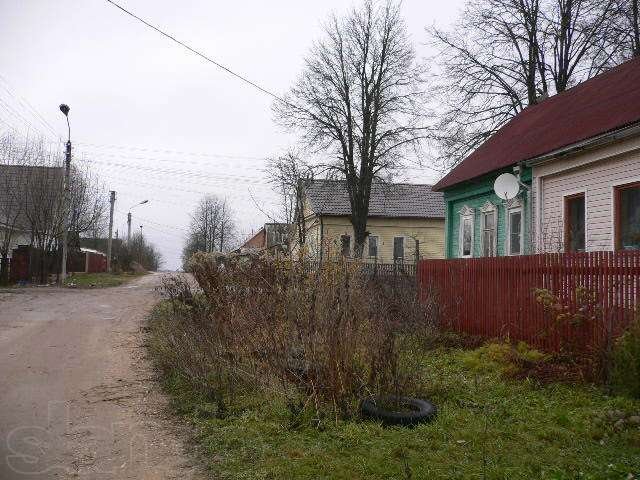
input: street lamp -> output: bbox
[59,104,71,284]
[127,200,149,242]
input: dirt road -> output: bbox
[0,274,205,479]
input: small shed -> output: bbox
[78,248,107,273]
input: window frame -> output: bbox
[480,202,497,257]
[368,235,379,259]
[563,191,586,253]
[458,206,475,258]
[393,236,405,262]
[614,180,640,251]
[340,234,351,257]
[507,206,523,256]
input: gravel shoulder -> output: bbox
[0,274,206,479]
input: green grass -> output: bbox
[149,313,640,479]
[64,271,144,288]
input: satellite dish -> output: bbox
[493,173,520,201]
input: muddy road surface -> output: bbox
[0,274,205,479]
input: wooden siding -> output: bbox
[418,251,640,353]
[533,135,640,252]
[318,216,445,262]
[291,197,445,262]
[442,168,532,258]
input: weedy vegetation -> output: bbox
[64,271,144,288]
[148,253,640,479]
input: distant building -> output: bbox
[294,179,445,263]
[0,165,63,260]
[238,223,290,253]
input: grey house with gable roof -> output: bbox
[294,179,445,263]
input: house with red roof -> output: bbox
[434,56,640,258]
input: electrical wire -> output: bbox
[73,141,268,161]
[0,74,59,139]
[76,157,269,186]
[0,97,56,142]
[105,0,287,103]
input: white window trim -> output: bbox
[458,206,475,258]
[506,206,524,256]
[480,201,498,257]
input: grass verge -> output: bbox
[148,304,640,480]
[64,271,145,288]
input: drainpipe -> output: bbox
[515,162,533,254]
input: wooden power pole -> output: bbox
[107,191,116,272]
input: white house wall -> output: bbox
[532,135,640,252]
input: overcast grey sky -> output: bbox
[0,0,465,269]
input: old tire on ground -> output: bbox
[360,397,437,427]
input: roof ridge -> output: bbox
[434,56,640,191]
[310,178,435,188]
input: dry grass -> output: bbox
[151,253,436,422]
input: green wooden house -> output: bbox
[432,121,535,259]
[433,57,640,259]
[434,166,532,259]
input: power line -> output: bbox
[0,97,55,142]
[0,74,59,140]
[115,208,189,234]
[73,141,268,161]
[105,0,286,103]
[70,142,441,176]
[75,150,264,172]
[92,171,270,202]
[76,156,269,186]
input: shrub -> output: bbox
[609,317,640,399]
[152,253,436,422]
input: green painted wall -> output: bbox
[443,167,532,258]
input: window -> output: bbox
[340,235,351,257]
[564,193,585,252]
[459,206,474,258]
[508,209,522,255]
[393,237,404,262]
[368,236,378,258]
[414,238,420,261]
[481,210,496,257]
[615,182,640,250]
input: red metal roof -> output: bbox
[433,56,640,191]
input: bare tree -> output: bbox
[615,0,640,57]
[428,0,633,169]
[0,133,33,282]
[182,195,236,268]
[540,0,623,92]
[275,0,428,257]
[0,133,107,282]
[125,232,163,271]
[265,151,316,248]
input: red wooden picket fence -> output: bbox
[417,251,640,353]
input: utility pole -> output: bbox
[59,104,71,284]
[107,190,116,272]
[127,212,132,243]
[127,200,149,243]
